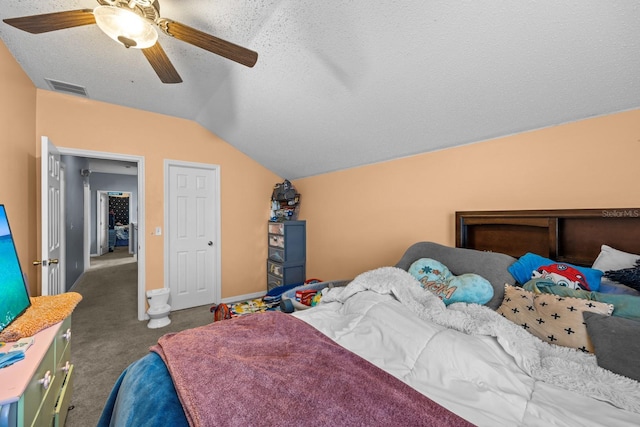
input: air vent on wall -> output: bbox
[45,78,88,97]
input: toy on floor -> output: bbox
[210,303,232,322]
[230,298,275,316]
[210,280,326,321]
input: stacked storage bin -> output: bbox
[267,220,306,291]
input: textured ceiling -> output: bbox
[2,1,639,179]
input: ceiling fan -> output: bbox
[2,0,258,84]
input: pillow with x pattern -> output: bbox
[497,285,613,353]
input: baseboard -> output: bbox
[221,291,266,305]
[67,271,86,292]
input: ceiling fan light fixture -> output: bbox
[94,5,157,49]
[131,0,154,7]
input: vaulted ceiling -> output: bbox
[2,1,639,179]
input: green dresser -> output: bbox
[0,316,74,427]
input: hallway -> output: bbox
[89,246,136,270]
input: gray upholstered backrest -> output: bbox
[394,241,517,310]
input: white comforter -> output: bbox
[294,267,640,427]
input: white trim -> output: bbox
[97,191,107,256]
[220,291,265,305]
[60,164,67,293]
[164,159,222,305]
[97,190,133,255]
[57,147,146,321]
[83,182,91,271]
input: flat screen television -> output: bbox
[0,204,31,334]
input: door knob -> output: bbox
[208,241,213,246]
[33,259,58,266]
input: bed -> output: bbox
[98,208,640,427]
[113,224,129,247]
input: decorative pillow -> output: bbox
[408,258,493,305]
[583,312,640,382]
[508,253,602,292]
[523,278,640,321]
[604,260,640,291]
[597,280,640,296]
[592,244,640,272]
[592,245,640,295]
[497,285,613,353]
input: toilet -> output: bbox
[146,288,171,329]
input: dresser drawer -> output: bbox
[55,317,72,364]
[54,364,74,427]
[56,342,72,388]
[267,260,283,278]
[267,273,283,290]
[20,342,56,427]
[268,234,284,248]
[268,247,285,262]
[267,263,306,290]
[31,377,58,427]
[268,223,284,235]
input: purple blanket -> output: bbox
[152,311,472,427]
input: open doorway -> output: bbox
[96,191,135,257]
[59,147,147,321]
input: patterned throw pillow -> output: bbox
[497,285,613,353]
[508,253,603,291]
[408,258,494,305]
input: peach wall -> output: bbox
[34,91,280,298]
[4,36,640,300]
[296,110,640,282]
[0,40,38,295]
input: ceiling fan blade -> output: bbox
[142,42,182,83]
[142,42,182,84]
[164,20,258,68]
[3,9,96,34]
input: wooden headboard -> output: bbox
[456,208,640,266]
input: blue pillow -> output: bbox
[598,280,640,296]
[508,253,602,292]
[408,258,493,305]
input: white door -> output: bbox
[166,161,220,310]
[97,191,109,255]
[40,136,62,295]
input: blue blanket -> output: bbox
[97,352,188,426]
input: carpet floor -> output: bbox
[64,248,213,427]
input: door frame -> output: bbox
[164,159,221,306]
[59,163,67,293]
[97,190,133,255]
[83,182,91,274]
[58,147,147,321]
[97,191,110,256]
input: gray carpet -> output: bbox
[65,248,213,427]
